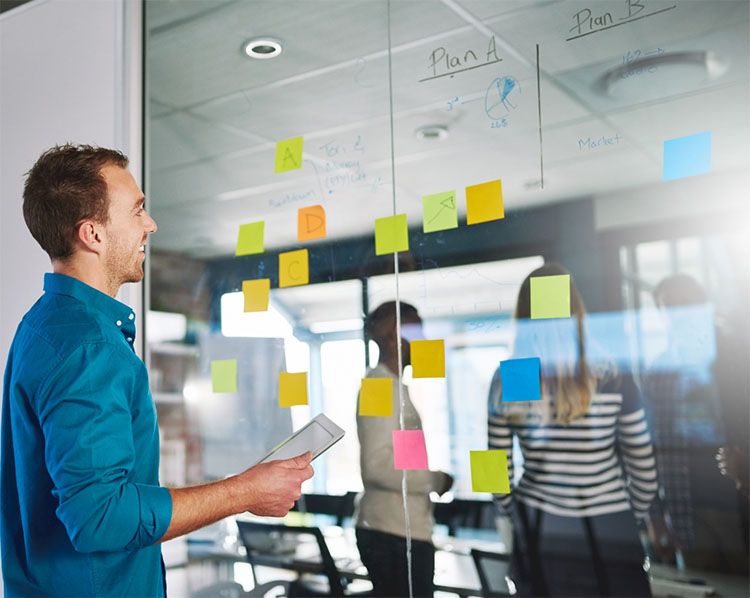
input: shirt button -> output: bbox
[116,320,122,327]
[127,337,133,342]
[129,314,134,320]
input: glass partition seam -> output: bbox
[386,1,412,597]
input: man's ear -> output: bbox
[76,220,105,255]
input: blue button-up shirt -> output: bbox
[1,273,172,597]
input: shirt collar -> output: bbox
[43,273,137,341]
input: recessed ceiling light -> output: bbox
[243,38,283,59]
[415,124,449,141]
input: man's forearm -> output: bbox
[155,453,314,544]
[159,477,242,543]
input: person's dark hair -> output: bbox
[653,273,708,307]
[365,301,420,346]
[23,143,129,261]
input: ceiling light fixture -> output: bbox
[243,38,283,59]
[598,50,727,97]
[415,124,449,141]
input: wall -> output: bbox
[0,0,141,590]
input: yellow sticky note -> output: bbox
[242,279,270,312]
[211,359,237,393]
[470,450,510,493]
[279,249,309,288]
[298,205,327,242]
[235,221,264,256]
[411,339,445,378]
[375,214,409,255]
[275,136,304,173]
[279,372,308,407]
[530,274,571,319]
[359,378,393,417]
[466,179,504,225]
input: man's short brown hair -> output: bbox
[22,144,129,260]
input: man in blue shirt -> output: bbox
[1,144,314,596]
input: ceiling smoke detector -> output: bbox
[243,38,283,59]
[415,124,449,141]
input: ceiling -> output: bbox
[145,0,750,259]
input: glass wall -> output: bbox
[145,1,749,595]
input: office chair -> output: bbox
[470,548,513,597]
[292,492,357,528]
[236,520,370,597]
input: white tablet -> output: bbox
[256,414,345,465]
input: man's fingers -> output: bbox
[277,451,314,469]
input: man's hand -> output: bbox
[159,451,314,543]
[234,452,315,517]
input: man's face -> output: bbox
[100,165,157,288]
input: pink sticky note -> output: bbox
[392,430,428,470]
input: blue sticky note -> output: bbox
[663,132,711,181]
[500,358,541,402]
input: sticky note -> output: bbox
[279,372,308,407]
[393,430,428,470]
[279,249,309,288]
[663,132,711,181]
[470,450,510,493]
[466,179,504,225]
[422,191,458,233]
[275,136,304,173]
[500,357,541,402]
[375,214,409,255]
[359,378,392,417]
[242,279,270,312]
[530,274,570,319]
[411,339,445,378]
[235,221,264,256]
[298,205,327,242]
[211,359,237,393]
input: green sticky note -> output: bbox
[530,274,571,319]
[235,221,264,256]
[470,450,510,493]
[411,339,445,378]
[279,372,308,407]
[375,214,409,255]
[422,191,458,233]
[211,359,237,393]
[359,378,393,417]
[275,136,304,173]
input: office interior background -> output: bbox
[1,0,748,596]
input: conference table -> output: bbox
[181,524,508,597]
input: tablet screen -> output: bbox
[262,420,335,463]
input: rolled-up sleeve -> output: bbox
[35,342,172,553]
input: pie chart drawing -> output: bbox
[485,76,521,120]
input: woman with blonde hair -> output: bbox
[488,263,657,597]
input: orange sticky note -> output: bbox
[242,279,270,312]
[466,179,504,225]
[359,378,393,417]
[279,249,309,288]
[411,339,445,378]
[275,137,303,173]
[279,372,308,407]
[298,205,327,242]
[235,221,264,256]
[375,214,409,255]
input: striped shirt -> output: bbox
[488,375,658,519]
